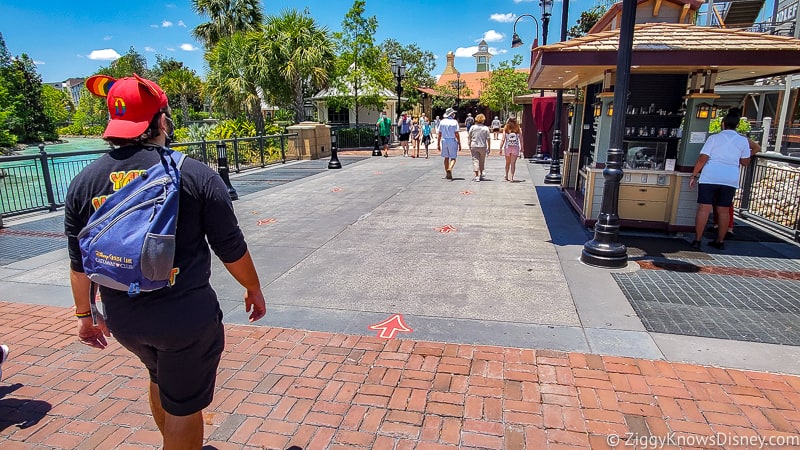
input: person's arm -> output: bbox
[222,250,266,322]
[70,268,110,349]
[688,154,710,189]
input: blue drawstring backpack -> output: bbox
[78,147,185,297]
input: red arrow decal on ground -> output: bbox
[257,218,277,226]
[460,190,473,195]
[331,187,343,192]
[435,224,458,233]
[374,171,384,175]
[368,314,413,339]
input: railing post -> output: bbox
[216,142,239,201]
[201,138,208,164]
[280,134,286,164]
[259,134,265,167]
[37,143,58,212]
[232,136,241,173]
[739,154,757,212]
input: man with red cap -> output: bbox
[64,74,266,449]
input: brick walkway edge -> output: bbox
[2,301,800,449]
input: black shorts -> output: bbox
[114,319,225,416]
[697,183,736,207]
[399,132,410,142]
[380,135,390,146]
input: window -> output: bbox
[478,56,486,63]
[327,107,349,125]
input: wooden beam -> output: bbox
[653,0,663,17]
[680,4,692,24]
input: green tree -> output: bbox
[100,46,150,79]
[71,86,109,133]
[159,66,203,126]
[205,31,263,130]
[568,3,610,38]
[330,0,388,124]
[150,55,185,82]
[478,56,532,119]
[192,0,264,48]
[259,9,335,123]
[0,32,17,148]
[41,84,74,126]
[381,39,436,110]
[5,54,57,142]
[432,78,473,111]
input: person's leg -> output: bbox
[727,206,735,234]
[479,149,486,178]
[149,381,167,434]
[694,203,713,242]
[444,157,451,178]
[716,206,730,243]
[163,410,203,450]
[472,150,480,179]
[509,154,517,181]
[504,155,511,180]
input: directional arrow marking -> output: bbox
[435,224,458,233]
[257,218,277,226]
[368,314,413,339]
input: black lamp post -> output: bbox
[391,58,406,119]
[581,0,634,268]
[511,14,543,162]
[455,71,462,111]
[544,0,567,184]
[540,0,552,47]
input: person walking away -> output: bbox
[421,119,432,159]
[468,114,491,182]
[64,74,267,449]
[433,116,441,139]
[688,111,751,250]
[501,117,523,181]
[0,344,8,380]
[437,107,461,180]
[377,111,392,157]
[398,112,412,157]
[411,118,421,158]
[465,113,475,132]
[491,116,502,140]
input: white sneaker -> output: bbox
[473,176,480,182]
[0,344,8,380]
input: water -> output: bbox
[1,138,108,215]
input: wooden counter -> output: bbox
[579,167,695,231]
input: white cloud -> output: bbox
[180,43,199,51]
[178,20,186,27]
[87,49,121,61]
[480,30,504,42]
[166,47,176,52]
[490,13,515,23]
[455,46,506,57]
[103,35,112,41]
[150,24,159,28]
[144,46,156,52]
[162,20,173,27]
[513,0,535,3]
[33,60,45,65]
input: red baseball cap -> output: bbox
[85,73,169,139]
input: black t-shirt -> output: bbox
[64,145,247,337]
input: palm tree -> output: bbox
[192,0,263,48]
[204,31,264,130]
[259,10,335,123]
[159,67,203,126]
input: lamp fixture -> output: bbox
[511,14,541,50]
[593,101,602,118]
[607,102,614,117]
[696,102,712,119]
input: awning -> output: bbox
[528,23,800,90]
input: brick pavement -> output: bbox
[2,301,800,449]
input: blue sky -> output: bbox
[0,0,777,83]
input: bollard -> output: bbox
[372,126,382,156]
[38,143,58,211]
[216,142,239,200]
[328,129,342,169]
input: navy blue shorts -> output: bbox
[380,135,390,146]
[114,319,225,416]
[697,183,736,207]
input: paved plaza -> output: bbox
[1,136,800,448]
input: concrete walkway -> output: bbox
[1,136,800,448]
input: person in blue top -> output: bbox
[398,112,412,157]
[421,119,432,159]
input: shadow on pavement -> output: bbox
[535,185,592,246]
[0,384,51,431]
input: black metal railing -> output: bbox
[329,124,382,149]
[0,133,298,219]
[736,152,800,242]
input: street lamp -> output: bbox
[540,0,553,47]
[391,58,406,119]
[511,14,544,161]
[544,0,568,184]
[581,0,635,268]
[455,71,462,110]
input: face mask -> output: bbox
[164,115,175,147]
